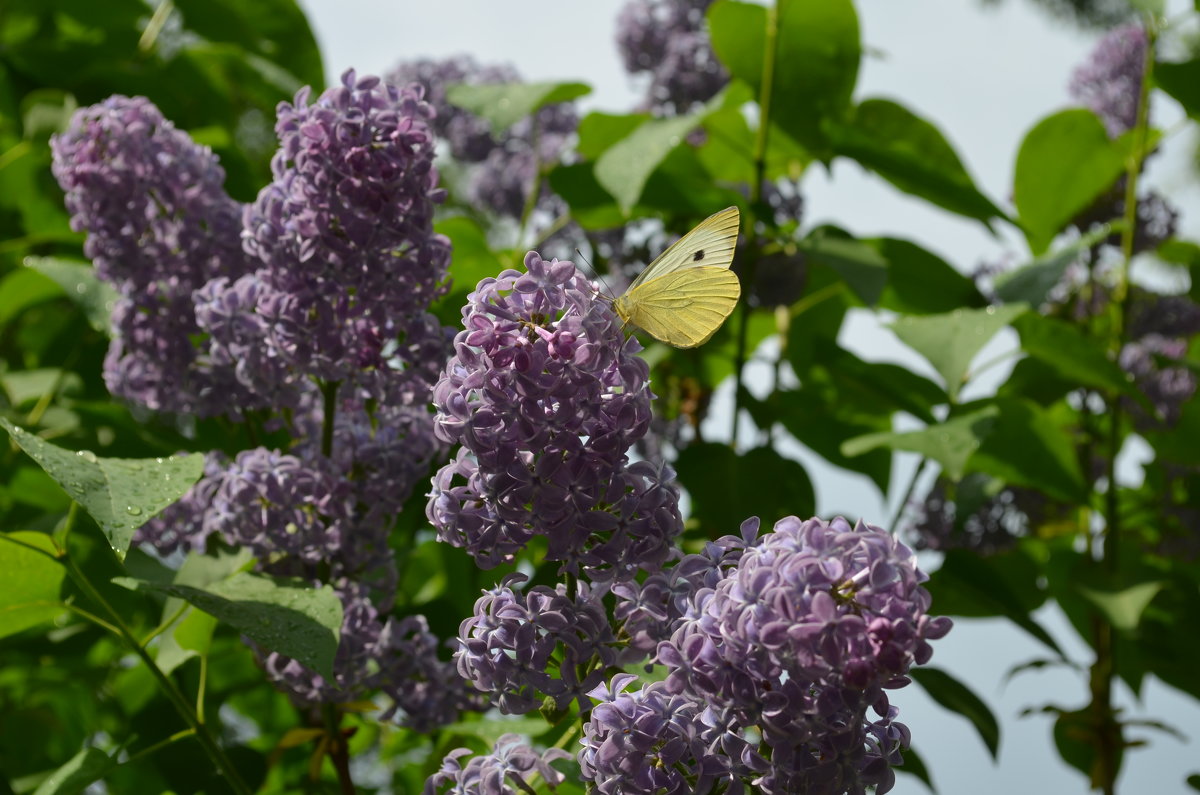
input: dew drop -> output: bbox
[126,506,144,516]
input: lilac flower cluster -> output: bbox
[1069,25,1147,138]
[67,72,470,728]
[389,57,578,222]
[206,70,452,404]
[455,575,621,715]
[905,475,1040,554]
[425,734,570,795]
[615,0,727,114]
[50,96,257,417]
[428,251,683,580]
[584,515,951,794]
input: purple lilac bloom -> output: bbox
[428,251,682,580]
[50,95,257,416]
[616,0,727,114]
[424,733,571,795]
[454,574,620,714]
[1069,24,1147,138]
[1120,334,1197,428]
[225,69,451,402]
[596,516,950,794]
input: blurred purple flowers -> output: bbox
[616,0,727,114]
[1069,25,1147,138]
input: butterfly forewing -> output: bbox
[619,267,741,348]
[627,206,740,290]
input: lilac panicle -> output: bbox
[222,69,451,401]
[424,733,571,795]
[427,251,682,580]
[50,95,257,416]
[587,516,949,794]
[615,0,727,114]
[1069,24,1147,138]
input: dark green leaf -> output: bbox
[1053,708,1101,779]
[0,419,205,559]
[773,386,893,493]
[1155,58,1200,120]
[872,238,987,315]
[0,532,67,638]
[156,548,254,674]
[32,746,115,795]
[24,257,119,334]
[831,98,1004,224]
[797,228,887,306]
[547,163,623,229]
[117,571,342,680]
[967,398,1086,502]
[1156,238,1200,268]
[709,0,860,152]
[446,81,591,135]
[675,444,814,537]
[0,269,65,329]
[911,667,1000,759]
[894,745,934,791]
[576,112,649,159]
[1143,400,1200,466]
[1013,109,1124,254]
[889,305,1027,401]
[1013,313,1134,395]
[842,406,998,480]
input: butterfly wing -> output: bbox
[627,206,740,290]
[617,266,741,348]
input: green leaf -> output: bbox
[1156,238,1200,268]
[871,237,986,315]
[1013,109,1125,254]
[889,305,1027,401]
[32,746,116,795]
[771,386,894,493]
[1144,400,1200,466]
[24,257,119,334]
[911,667,1000,760]
[156,548,254,674]
[1155,58,1200,119]
[446,81,591,135]
[675,444,814,537]
[0,532,67,638]
[842,406,998,480]
[1077,581,1164,633]
[576,112,650,159]
[1012,313,1134,395]
[0,268,65,329]
[547,163,623,229]
[966,398,1086,502]
[0,419,204,559]
[116,571,342,680]
[894,745,934,790]
[594,103,713,213]
[993,225,1114,305]
[796,228,887,306]
[709,0,860,152]
[1,368,83,408]
[832,98,1004,224]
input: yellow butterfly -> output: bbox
[613,206,742,349]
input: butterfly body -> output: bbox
[613,206,742,349]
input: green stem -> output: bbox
[320,379,340,459]
[731,1,779,447]
[59,505,252,795]
[124,728,197,766]
[322,703,355,795]
[140,600,190,647]
[888,457,930,535]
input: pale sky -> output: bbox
[298,1,1200,792]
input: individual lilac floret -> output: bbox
[428,252,682,579]
[50,95,256,416]
[1069,25,1147,138]
[424,733,571,795]
[616,0,727,114]
[233,70,451,399]
[455,575,620,714]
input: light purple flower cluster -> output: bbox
[389,56,578,221]
[905,476,1039,554]
[1069,25,1147,138]
[424,733,570,795]
[455,575,621,715]
[615,0,727,114]
[428,251,682,580]
[205,70,452,403]
[50,96,258,416]
[585,515,951,794]
[1118,291,1200,430]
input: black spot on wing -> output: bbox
[693,249,705,262]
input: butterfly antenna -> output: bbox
[575,247,618,303]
